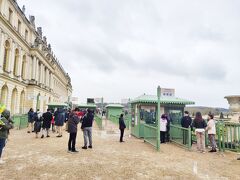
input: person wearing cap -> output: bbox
[181,111,192,145]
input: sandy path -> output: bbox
[0,119,239,180]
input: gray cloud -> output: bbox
[18,0,240,107]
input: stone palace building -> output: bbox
[0,0,72,114]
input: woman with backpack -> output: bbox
[192,112,207,153]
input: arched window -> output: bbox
[21,55,26,80]
[3,41,10,72]
[11,88,17,114]
[19,90,25,114]
[13,49,19,76]
[0,85,8,106]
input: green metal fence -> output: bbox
[170,124,192,150]
[143,124,157,147]
[109,115,130,129]
[222,122,240,152]
[12,114,28,130]
[95,115,103,130]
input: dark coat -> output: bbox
[192,119,207,129]
[54,109,66,126]
[81,112,94,129]
[181,116,192,128]
[119,117,126,130]
[34,112,42,133]
[67,113,80,133]
[0,110,14,139]
[28,111,34,123]
[42,111,53,129]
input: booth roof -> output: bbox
[130,94,195,105]
[78,104,97,108]
[47,102,68,107]
[105,104,124,108]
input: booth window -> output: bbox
[140,106,156,125]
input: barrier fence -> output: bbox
[12,114,28,130]
[169,124,192,150]
[109,115,130,129]
[95,115,103,130]
[143,124,157,147]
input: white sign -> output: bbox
[71,97,78,102]
[94,98,103,103]
[161,88,175,97]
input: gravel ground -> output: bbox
[0,119,239,180]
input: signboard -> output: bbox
[94,98,102,103]
[71,97,78,102]
[87,98,95,104]
[161,88,175,97]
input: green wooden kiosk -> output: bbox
[105,104,124,119]
[130,94,195,138]
[47,102,69,110]
[78,103,97,112]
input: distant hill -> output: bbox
[185,106,230,116]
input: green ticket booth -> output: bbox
[106,104,124,119]
[130,94,195,138]
[47,102,69,111]
[78,104,97,112]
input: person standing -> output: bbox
[67,108,80,152]
[34,109,42,138]
[205,114,217,152]
[160,114,168,143]
[181,111,192,145]
[192,112,207,153]
[27,108,34,133]
[41,109,53,138]
[0,110,14,164]
[119,114,126,142]
[81,109,94,149]
[54,108,66,137]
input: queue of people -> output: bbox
[27,107,95,153]
[180,111,217,153]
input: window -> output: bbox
[21,55,26,80]
[25,30,28,41]
[17,20,21,33]
[13,49,19,76]
[3,40,10,72]
[8,8,13,23]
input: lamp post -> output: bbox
[157,86,161,151]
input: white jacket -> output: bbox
[206,119,216,135]
[160,118,167,132]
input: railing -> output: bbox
[109,115,130,129]
[95,115,103,130]
[170,124,192,150]
[12,114,28,130]
[143,124,157,147]
[223,122,240,152]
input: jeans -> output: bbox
[208,134,216,149]
[0,138,6,159]
[196,132,205,151]
[68,132,77,151]
[120,129,124,142]
[83,127,92,147]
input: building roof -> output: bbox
[105,104,124,108]
[78,104,97,108]
[130,94,195,105]
[47,102,69,107]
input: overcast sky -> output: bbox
[18,0,240,108]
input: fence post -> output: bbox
[217,123,222,152]
[188,127,191,150]
[222,123,225,152]
[156,86,161,151]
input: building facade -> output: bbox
[0,0,72,114]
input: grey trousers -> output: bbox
[83,127,92,147]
